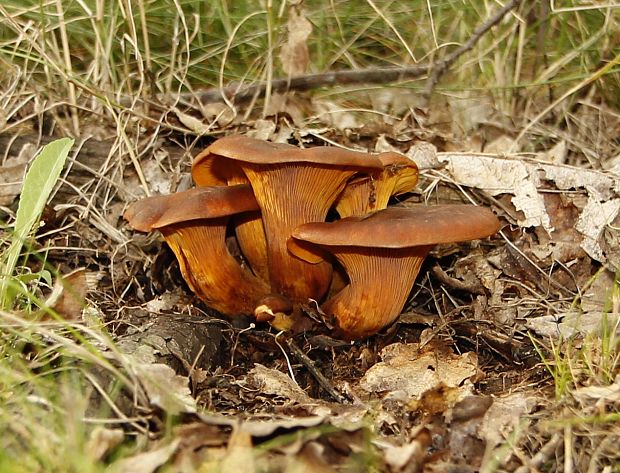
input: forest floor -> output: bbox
[1,1,620,472]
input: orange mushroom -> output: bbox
[290,205,500,339]
[124,185,290,321]
[329,151,419,294]
[195,135,383,304]
[335,151,419,218]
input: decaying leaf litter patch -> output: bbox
[2,93,619,471]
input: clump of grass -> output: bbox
[0,138,122,471]
[534,270,620,399]
[0,305,156,472]
[512,273,620,470]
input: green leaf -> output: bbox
[0,138,74,309]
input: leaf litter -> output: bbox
[2,108,616,471]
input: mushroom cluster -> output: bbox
[124,135,500,339]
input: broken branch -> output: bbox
[124,0,523,108]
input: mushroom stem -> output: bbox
[233,211,269,281]
[226,174,270,282]
[161,219,271,316]
[322,245,433,339]
[191,154,270,283]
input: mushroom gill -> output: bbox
[335,151,419,218]
[290,205,500,339]
[192,151,269,282]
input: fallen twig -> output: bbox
[432,264,486,295]
[422,0,523,100]
[123,0,523,109]
[285,338,348,404]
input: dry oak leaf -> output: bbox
[359,342,478,401]
[279,6,312,76]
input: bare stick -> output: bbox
[285,338,347,404]
[123,0,523,108]
[423,0,523,99]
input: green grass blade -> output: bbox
[0,137,74,309]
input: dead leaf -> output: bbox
[198,412,328,438]
[448,396,494,423]
[144,291,186,314]
[247,363,314,405]
[221,429,255,473]
[370,88,426,116]
[479,393,538,468]
[438,153,550,229]
[484,135,516,154]
[0,142,36,206]
[285,442,339,473]
[141,150,175,195]
[109,438,180,473]
[374,134,399,153]
[173,107,211,135]
[279,6,312,76]
[581,268,616,312]
[202,102,235,126]
[263,93,309,128]
[407,141,439,170]
[575,198,620,262]
[447,93,495,135]
[358,342,478,403]
[170,422,228,470]
[246,119,277,141]
[437,152,620,263]
[129,362,196,415]
[376,430,431,471]
[312,100,360,130]
[525,310,620,339]
[540,140,567,164]
[87,427,124,461]
[33,268,93,320]
[572,376,620,404]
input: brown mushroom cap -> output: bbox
[335,151,419,218]
[196,135,384,305]
[290,205,500,339]
[196,135,383,168]
[293,205,500,248]
[123,185,279,318]
[124,185,259,231]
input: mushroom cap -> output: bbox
[377,151,419,196]
[124,185,259,232]
[192,153,245,187]
[334,151,419,218]
[192,135,384,305]
[292,205,500,248]
[194,135,383,169]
